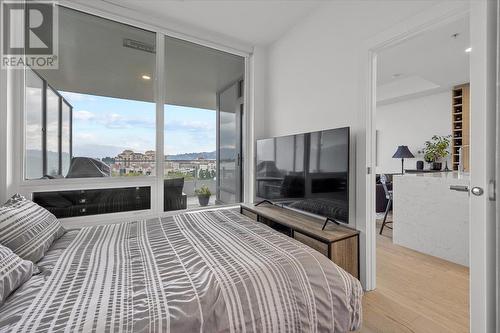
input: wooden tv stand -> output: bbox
[240,203,359,279]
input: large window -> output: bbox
[22,5,246,215]
[25,6,156,179]
[59,93,156,177]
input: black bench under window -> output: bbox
[33,187,151,218]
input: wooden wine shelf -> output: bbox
[451,83,470,172]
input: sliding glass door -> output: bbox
[217,81,244,204]
[163,36,245,211]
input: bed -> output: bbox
[0,208,363,332]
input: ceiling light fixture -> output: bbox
[142,74,151,80]
[465,47,472,53]
[392,73,402,79]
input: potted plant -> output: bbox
[421,135,451,170]
[195,185,211,206]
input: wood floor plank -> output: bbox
[356,220,469,333]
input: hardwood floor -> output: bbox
[357,219,469,333]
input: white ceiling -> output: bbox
[377,16,470,103]
[102,0,324,45]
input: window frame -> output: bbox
[61,98,73,175]
[24,68,74,179]
[44,84,60,176]
[13,3,252,223]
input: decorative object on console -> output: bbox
[195,185,211,206]
[421,135,451,171]
[392,145,415,174]
[416,160,424,170]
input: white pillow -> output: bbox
[0,194,65,263]
[0,243,34,306]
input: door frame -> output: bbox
[216,78,244,204]
[361,1,496,331]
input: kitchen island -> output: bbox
[392,172,470,266]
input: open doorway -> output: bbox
[367,15,471,332]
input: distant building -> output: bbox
[116,150,155,163]
[111,150,216,177]
[113,149,155,174]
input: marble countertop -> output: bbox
[392,170,470,266]
[394,171,469,183]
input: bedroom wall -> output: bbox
[264,1,442,138]
[252,45,269,141]
[376,91,452,174]
[263,1,443,223]
[261,0,457,287]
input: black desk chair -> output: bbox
[379,173,393,235]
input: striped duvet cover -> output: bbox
[0,208,362,332]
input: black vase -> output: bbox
[416,161,424,170]
[431,162,442,171]
[198,195,210,206]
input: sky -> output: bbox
[60,91,216,158]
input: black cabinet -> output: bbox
[33,186,151,218]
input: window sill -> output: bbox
[19,175,157,189]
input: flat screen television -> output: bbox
[256,127,349,224]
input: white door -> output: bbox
[469,1,497,332]
[497,3,500,330]
[495,2,500,330]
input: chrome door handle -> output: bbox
[450,185,469,192]
[471,186,484,196]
